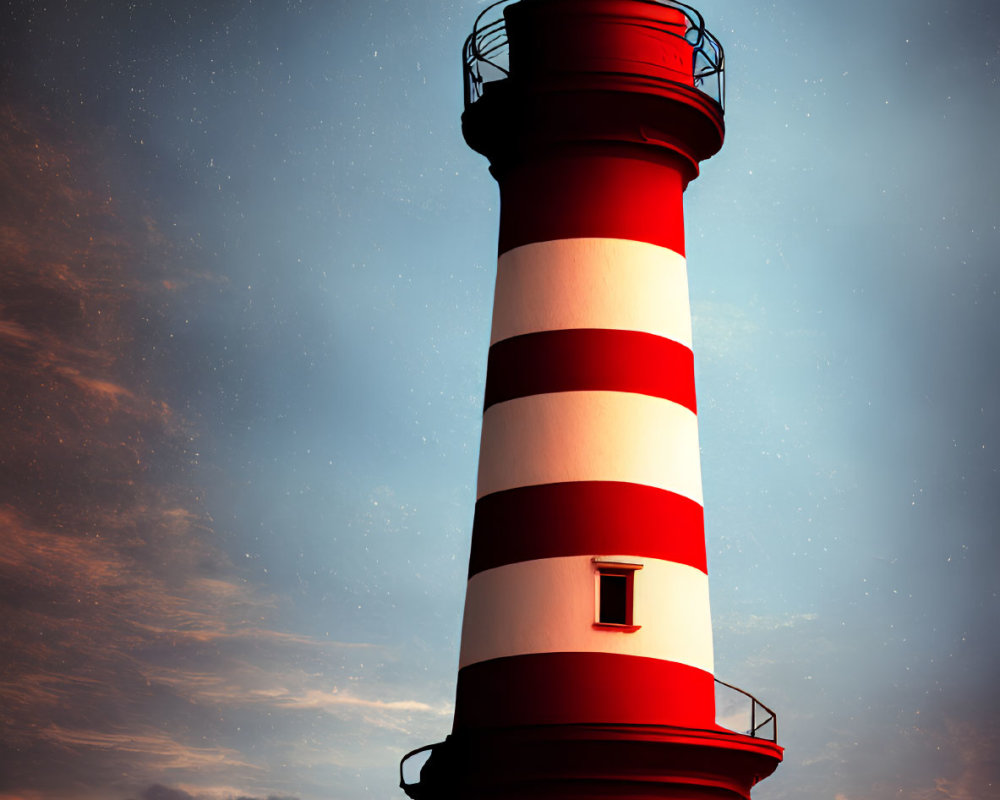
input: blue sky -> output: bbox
[1,1,998,799]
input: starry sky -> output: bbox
[1,1,998,799]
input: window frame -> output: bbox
[592,558,643,632]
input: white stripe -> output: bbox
[490,238,692,348]
[476,391,703,504]
[458,555,714,673]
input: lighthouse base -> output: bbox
[402,724,782,800]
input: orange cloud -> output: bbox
[38,725,259,771]
[0,318,37,345]
[0,106,298,798]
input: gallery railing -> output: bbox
[462,0,726,109]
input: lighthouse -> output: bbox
[401,1,783,798]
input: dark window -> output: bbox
[593,560,641,630]
[599,572,629,625]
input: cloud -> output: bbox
[141,787,197,800]
[135,785,300,800]
[140,662,451,722]
[691,300,764,365]
[39,727,258,771]
[905,719,1000,800]
[263,688,447,715]
[0,317,36,345]
[0,106,325,799]
[715,610,819,633]
[55,366,138,405]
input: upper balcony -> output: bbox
[462,0,725,110]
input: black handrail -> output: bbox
[462,0,726,109]
[400,685,777,797]
[714,677,778,742]
[399,741,440,796]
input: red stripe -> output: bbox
[484,329,696,413]
[453,652,716,731]
[469,482,706,576]
[497,148,686,256]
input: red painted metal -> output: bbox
[469,482,707,576]
[407,724,782,800]
[484,329,697,413]
[495,148,690,255]
[454,653,717,730]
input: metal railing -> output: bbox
[399,679,777,793]
[714,677,778,742]
[399,742,438,798]
[462,0,726,109]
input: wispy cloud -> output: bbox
[262,688,448,714]
[136,784,300,800]
[715,610,819,633]
[38,726,259,771]
[141,663,451,720]
[0,109,442,791]
[0,107,346,800]
[0,317,37,345]
[691,300,762,364]
[906,719,1000,800]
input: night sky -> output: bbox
[1,1,998,799]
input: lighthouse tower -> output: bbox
[401,1,783,798]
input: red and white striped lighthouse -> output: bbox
[402,1,783,797]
